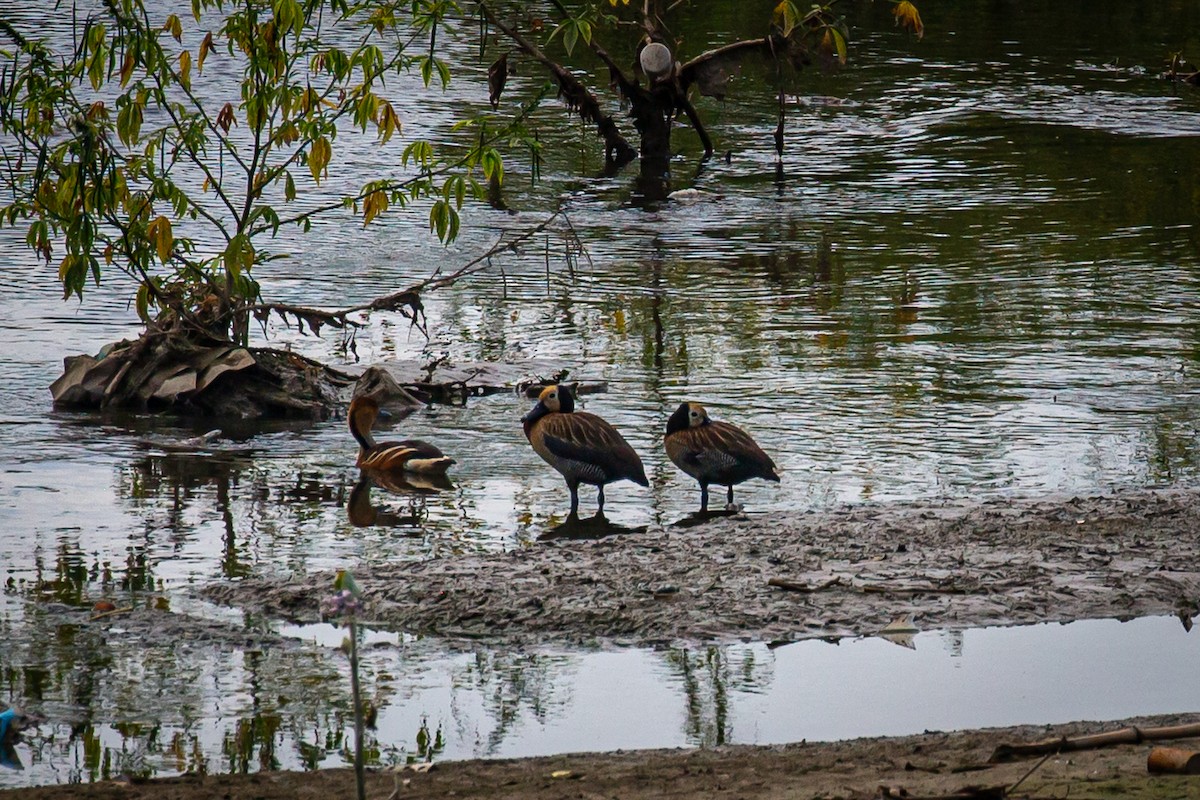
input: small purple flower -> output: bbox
[321,588,364,619]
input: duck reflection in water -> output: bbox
[346,472,452,528]
[538,509,648,541]
[670,506,746,528]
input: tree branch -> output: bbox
[477,2,636,167]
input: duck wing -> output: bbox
[540,412,648,485]
[675,421,778,482]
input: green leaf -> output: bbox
[136,281,152,323]
[562,22,578,56]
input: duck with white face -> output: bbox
[664,401,779,512]
[522,384,649,516]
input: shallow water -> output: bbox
[2,0,1200,787]
[2,615,1197,782]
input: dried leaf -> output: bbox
[488,53,508,110]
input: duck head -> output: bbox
[522,384,575,432]
[666,401,709,434]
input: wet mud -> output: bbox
[204,486,1200,646]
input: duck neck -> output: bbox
[522,402,550,440]
[349,411,376,452]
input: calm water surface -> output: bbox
[2,0,1199,786]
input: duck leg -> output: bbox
[727,485,735,507]
[700,483,709,512]
[596,485,606,513]
[568,481,580,516]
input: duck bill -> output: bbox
[521,400,548,425]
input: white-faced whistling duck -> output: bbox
[522,384,648,515]
[664,401,779,512]
[348,394,455,475]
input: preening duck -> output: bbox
[664,401,779,511]
[348,394,455,475]
[522,384,648,515]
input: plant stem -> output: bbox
[348,620,366,800]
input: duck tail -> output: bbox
[405,456,456,476]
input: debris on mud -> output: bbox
[204,487,1200,646]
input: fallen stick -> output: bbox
[767,576,843,593]
[89,606,136,621]
[990,722,1200,762]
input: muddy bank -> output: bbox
[205,487,1200,645]
[6,713,1199,799]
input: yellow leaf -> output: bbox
[120,50,135,87]
[57,254,75,283]
[164,14,183,42]
[377,100,402,144]
[198,32,214,73]
[362,190,388,227]
[308,137,330,184]
[148,215,174,262]
[893,1,924,39]
[179,50,192,91]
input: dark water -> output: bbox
[2,0,1199,786]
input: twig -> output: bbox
[860,583,968,596]
[1007,750,1054,794]
[89,606,135,621]
[767,576,843,593]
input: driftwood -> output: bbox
[348,360,604,409]
[50,333,355,419]
[1147,746,1200,775]
[990,722,1200,762]
[767,576,844,593]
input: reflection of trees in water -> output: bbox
[1147,411,1200,481]
[4,534,154,607]
[661,645,775,748]
[0,603,365,782]
[453,650,574,756]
